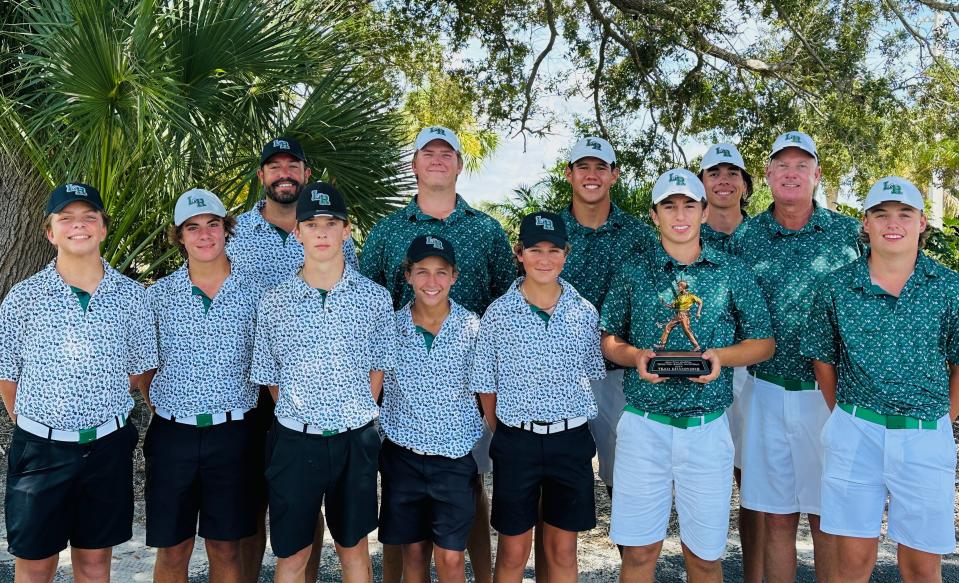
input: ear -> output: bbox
[564,165,573,183]
[610,166,621,184]
[650,207,661,228]
[304,167,312,181]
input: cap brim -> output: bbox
[520,234,567,248]
[407,250,456,265]
[416,136,461,153]
[261,151,307,166]
[652,192,703,205]
[174,208,227,227]
[570,153,615,165]
[297,211,348,222]
[769,145,817,160]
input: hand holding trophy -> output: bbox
[647,280,713,377]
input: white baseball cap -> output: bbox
[770,131,817,160]
[700,143,746,172]
[651,169,706,205]
[414,126,462,153]
[174,188,228,226]
[864,176,924,212]
[569,137,616,165]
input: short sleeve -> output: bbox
[358,225,387,287]
[369,290,398,372]
[250,297,280,385]
[488,226,517,302]
[469,312,500,394]
[0,290,25,382]
[343,238,359,269]
[800,282,839,365]
[584,307,606,381]
[127,286,159,375]
[730,265,773,341]
[599,266,632,340]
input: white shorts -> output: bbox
[821,406,957,554]
[587,369,626,486]
[740,375,830,515]
[725,367,752,470]
[472,424,493,474]
[610,409,734,561]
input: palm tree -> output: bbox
[0,0,412,293]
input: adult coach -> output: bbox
[360,125,514,583]
[730,131,862,582]
[558,136,656,496]
[802,177,959,582]
[228,136,358,582]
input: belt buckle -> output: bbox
[322,429,338,437]
[78,427,97,444]
[196,413,214,428]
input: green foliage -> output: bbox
[926,219,959,272]
[0,0,412,279]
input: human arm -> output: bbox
[601,333,667,384]
[691,337,775,385]
[813,360,838,410]
[0,380,16,423]
[133,369,157,412]
[369,370,385,404]
[479,393,497,431]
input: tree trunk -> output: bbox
[0,153,53,298]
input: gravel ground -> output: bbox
[1,399,958,581]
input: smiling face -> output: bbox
[179,214,226,264]
[517,241,567,286]
[565,157,620,206]
[702,163,746,211]
[765,148,820,206]
[651,194,708,246]
[412,140,463,190]
[258,153,311,205]
[405,256,457,308]
[863,201,926,253]
[294,216,350,263]
[45,200,108,257]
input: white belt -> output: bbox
[514,416,588,435]
[17,413,127,444]
[154,407,249,427]
[277,416,351,436]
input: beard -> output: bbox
[264,179,302,205]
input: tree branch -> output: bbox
[593,31,610,140]
[512,0,557,141]
[917,0,959,11]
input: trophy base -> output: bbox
[648,351,712,377]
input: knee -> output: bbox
[622,545,659,570]
[899,559,941,582]
[403,542,432,567]
[434,549,465,573]
[72,550,113,578]
[546,540,578,569]
[336,541,371,570]
[16,557,59,581]
[205,539,239,564]
[496,542,530,570]
[685,553,722,575]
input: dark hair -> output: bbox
[512,241,571,276]
[43,209,112,234]
[166,214,238,257]
[566,161,618,170]
[697,165,754,211]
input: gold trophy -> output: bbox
[648,280,712,377]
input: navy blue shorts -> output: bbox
[378,439,477,551]
[489,422,596,536]
[265,420,380,557]
[144,415,258,547]
[5,422,137,560]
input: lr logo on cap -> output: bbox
[425,236,444,250]
[716,147,732,157]
[429,127,446,135]
[668,173,686,186]
[273,139,290,150]
[188,196,207,207]
[535,216,555,231]
[65,184,88,196]
[585,138,603,151]
[311,190,331,205]
[785,134,802,143]
[882,181,903,195]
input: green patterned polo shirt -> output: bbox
[359,195,515,315]
[801,253,959,420]
[599,244,773,417]
[700,212,746,251]
[559,203,657,310]
[728,203,863,382]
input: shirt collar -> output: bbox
[848,251,942,296]
[42,257,119,296]
[293,261,361,299]
[397,299,467,338]
[403,194,476,223]
[647,242,725,271]
[759,201,832,236]
[504,276,580,316]
[560,202,628,234]
[248,200,272,231]
[172,262,241,295]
